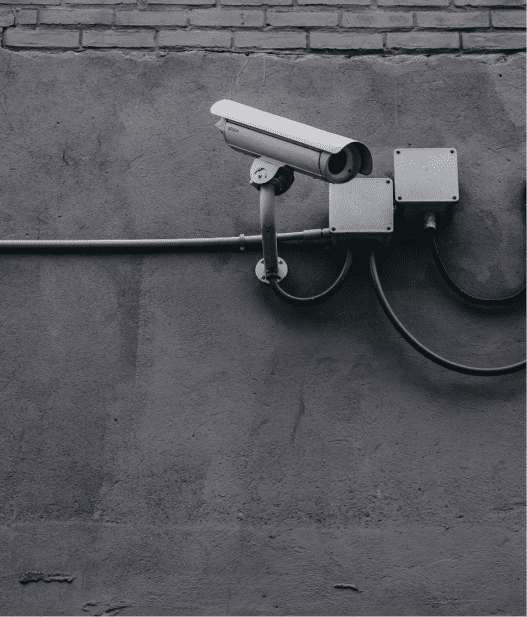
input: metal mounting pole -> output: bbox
[250,158,294,285]
[259,183,279,279]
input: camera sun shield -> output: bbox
[211,99,373,181]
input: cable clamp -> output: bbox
[239,233,246,252]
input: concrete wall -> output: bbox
[0,49,525,615]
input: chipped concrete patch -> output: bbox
[20,571,74,584]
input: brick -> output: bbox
[299,0,369,5]
[387,32,459,48]
[0,7,14,25]
[268,9,338,26]
[416,11,489,28]
[159,29,231,46]
[222,0,292,6]
[16,9,37,24]
[455,0,524,5]
[377,0,449,6]
[491,10,526,27]
[83,29,155,47]
[190,9,264,26]
[342,11,412,27]
[66,0,133,4]
[234,30,306,47]
[0,0,59,5]
[379,0,448,5]
[150,0,212,4]
[40,8,113,24]
[310,32,383,48]
[116,10,187,26]
[4,28,79,46]
[463,31,526,47]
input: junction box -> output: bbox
[393,147,459,216]
[329,178,394,244]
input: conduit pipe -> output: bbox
[0,229,331,252]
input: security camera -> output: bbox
[211,100,372,184]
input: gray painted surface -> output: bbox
[0,50,524,616]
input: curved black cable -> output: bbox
[268,248,353,307]
[427,228,526,306]
[369,250,526,376]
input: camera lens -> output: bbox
[328,149,347,175]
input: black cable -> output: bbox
[427,228,526,306]
[269,248,353,307]
[369,250,526,376]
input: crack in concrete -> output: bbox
[233,56,250,92]
[290,369,308,445]
[290,389,305,444]
[82,601,131,616]
[0,52,14,134]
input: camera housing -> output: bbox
[211,100,372,184]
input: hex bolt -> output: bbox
[261,275,265,280]
[331,227,336,231]
[450,150,455,154]
[279,260,283,264]
[386,180,390,184]
[396,150,400,154]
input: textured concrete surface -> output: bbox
[0,50,524,616]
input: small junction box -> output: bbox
[329,178,394,242]
[393,148,459,213]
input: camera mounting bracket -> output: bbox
[250,158,295,196]
[251,158,292,284]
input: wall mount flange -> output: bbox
[255,258,288,284]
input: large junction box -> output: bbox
[393,148,459,214]
[329,178,394,243]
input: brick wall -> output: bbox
[0,0,524,53]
